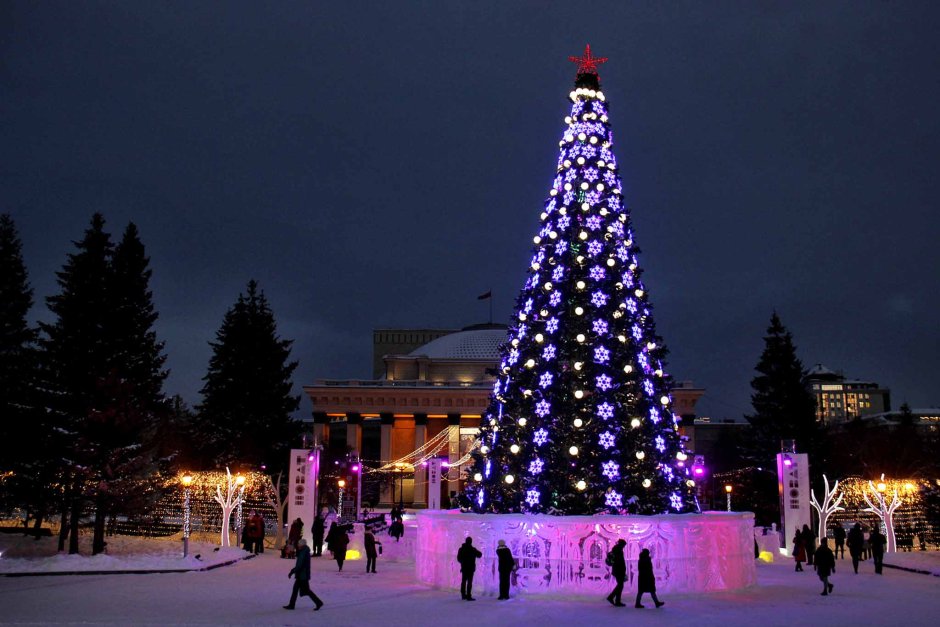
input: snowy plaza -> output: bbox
[2,535,940,626]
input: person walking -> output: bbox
[815,538,836,596]
[325,521,338,557]
[847,523,864,574]
[635,548,664,609]
[869,527,887,575]
[284,539,324,611]
[792,531,806,572]
[832,524,846,559]
[802,524,817,568]
[312,514,325,557]
[457,537,482,601]
[333,525,349,572]
[365,527,382,574]
[605,539,627,607]
[496,539,514,600]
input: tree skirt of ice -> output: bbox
[416,510,756,596]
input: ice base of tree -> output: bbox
[416,510,756,596]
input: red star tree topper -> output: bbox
[568,44,608,76]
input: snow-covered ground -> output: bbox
[0,533,250,574]
[2,542,939,626]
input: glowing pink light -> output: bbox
[307,455,314,462]
[783,458,792,467]
[442,462,450,468]
[694,467,704,475]
[351,465,360,472]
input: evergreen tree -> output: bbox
[197,280,301,471]
[0,214,43,519]
[40,214,168,554]
[465,47,696,515]
[746,313,820,467]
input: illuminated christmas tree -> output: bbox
[465,46,697,516]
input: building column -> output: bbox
[447,413,461,499]
[412,413,428,508]
[346,412,362,456]
[379,413,394,507]
[312,412,329,448]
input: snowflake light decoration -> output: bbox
[655,436,666,452]
[591,291,608,307]
[597,402,614,419]
[584,168,599,182]
[535,400,551,417]
[592,319,608,334]
[632,325,643,341]
[605,490,623,508]
[587,240,602,256]
[542,344,556,360]
[539,372,553,389]
[549,291,562,307]
[586,215,602,230]
[599,431,615,449]
[649,407,661,423]
[477,489,485,508]
[601,460,620,480]
[557,215,571,230]
[596,374,612,391]
[533,429,549,446]
[546,317,559,334]
[626,298,637,314]
[555,240,568,254]
[508,349,520,365]
[526,489,541,507]
[594,345,610,363]
[643,379,654,397]
[607,195,620,211]
[528,458,544,474]
[670,492,683,511]
[589,265,605,280]
[552,265,565,281]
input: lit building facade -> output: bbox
[303,324,705,508]
[805,363,891,425]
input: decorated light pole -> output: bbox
[235,474,246,544]
[863,474,902,553]
[725,484,733,512]
[181,473,193,557]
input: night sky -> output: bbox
[3,2,939,419]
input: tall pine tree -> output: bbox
[0,214,44,520]
[465,48,696,515]
[40,215,168,554]
[746,313,819,466]
[197,280,301,471]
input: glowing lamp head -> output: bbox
[235,474,246,487]
[351,464,360,472]
[576,480,587,491]
[636,451,645,460]
[642,479,651,488]
[505,474,515,484]
[338,479,346,488]
[877,482,887,493]
[569,446,579,456]
[630,418,641,428]
[574,390,584,399]
[181,474,193,487]
[473,473,482,482]
[783,457,793,467]
[510,444,520,454]
[517,418,527,427]
[694,467,704,476]
[573,418,583,428]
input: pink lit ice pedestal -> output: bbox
[416,510,756,597]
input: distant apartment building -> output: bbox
[805,363,891,425]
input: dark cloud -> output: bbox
[3,2,939,417]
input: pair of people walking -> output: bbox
[606,540,663,609]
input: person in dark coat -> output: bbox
[311,514,325,557]
[832,524,846,559]
[333,526,349,571]
[364,527,382,573]
[792,531,806,572]
[801,524,816,568]
[869,528,887,574]
[389,518,404,542]
[635,548,664,608]
[457,537,483,601]
[606,539,627,607]
[815,538,836,596]
[283,518,303,559]
[248,511,265,554]
[284,539,324,611]
[496,539,515,600]
[847,523,864,574]
[325,521,338,556]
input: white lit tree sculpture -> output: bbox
[810,474,844,537]
[213,467,241,548]
[862,474,901,553]
[265,471,288,550]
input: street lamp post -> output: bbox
[725,484,733,512]
[396,463,405,510]
[181,473,193,558]
[235,474,246,544]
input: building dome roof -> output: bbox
[408,326,506,360]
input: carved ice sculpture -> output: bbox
[416,510,756,596]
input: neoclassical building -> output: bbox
[303,324,704,508]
